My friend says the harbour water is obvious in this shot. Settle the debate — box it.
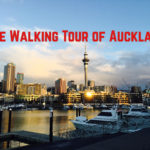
[1,108,150,149]
[0,109,100,149]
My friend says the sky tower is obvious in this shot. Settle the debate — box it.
[82,45,90,89]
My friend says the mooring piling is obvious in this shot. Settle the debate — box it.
[49,108,53,142]
[0,110,3,134]
[8,109,12,133]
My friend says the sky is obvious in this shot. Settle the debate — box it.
[0,0,150,89]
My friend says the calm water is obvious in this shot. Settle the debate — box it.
[0,109,100,149]
[1,109,100,134]
[1,109,150,149]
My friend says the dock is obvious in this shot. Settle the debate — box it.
[11,127,150,150]
[0,131,61,144]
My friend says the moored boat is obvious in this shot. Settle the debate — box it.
[71,108,122,134]
[122,105,150,128]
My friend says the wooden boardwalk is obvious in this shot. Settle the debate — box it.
[0,131,62,144]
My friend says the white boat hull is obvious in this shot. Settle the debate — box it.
[123,116,150,127]
[71,120,120,134]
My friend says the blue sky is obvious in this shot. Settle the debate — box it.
[0,0,150,88]
[0,0,150,51]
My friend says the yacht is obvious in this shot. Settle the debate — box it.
[63,104,70,110]
[123,105,150,118]
[71,108,122,134]
[99,104,109,110]
[72,104,78,110]
[123,105,150,127]
[84,104,93,109]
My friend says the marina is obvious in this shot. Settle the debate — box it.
[0,104,150,149]
[0,109,100,149]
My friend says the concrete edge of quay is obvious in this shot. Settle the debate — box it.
[11,127,150,150]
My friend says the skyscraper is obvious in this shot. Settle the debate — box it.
[17,73,24,84]
[55,78,67,94]
[68,80,75,88]
[79,84,84,91]
[82,45,89,89]
[3,63,16,93]
[67,80,77,91]
[88,80,95,89]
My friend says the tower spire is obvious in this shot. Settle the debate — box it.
[82,44,90,89]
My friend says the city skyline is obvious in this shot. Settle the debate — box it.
[0,1,150,88]
[0,43,150,89]
[0,61,148,91]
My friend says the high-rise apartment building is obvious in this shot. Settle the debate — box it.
[67,80,77,91]
[17,73,24,84]
[94,85,117,94]
[3,63,16,93]
[68,80,75,88]
[15,83,47,101]
[79,84,84,91]
[88,80,95,89]
[55,78,67,94]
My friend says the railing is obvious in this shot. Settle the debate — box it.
[53,128,103,140]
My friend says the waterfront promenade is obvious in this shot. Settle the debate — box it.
[13,127,150,150]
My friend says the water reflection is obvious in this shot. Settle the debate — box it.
[1,109,100,135]
[0,109,100,149]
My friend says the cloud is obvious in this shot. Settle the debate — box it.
[0,41,150,89]
[0,42,85,85]
[0,41,107,85]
